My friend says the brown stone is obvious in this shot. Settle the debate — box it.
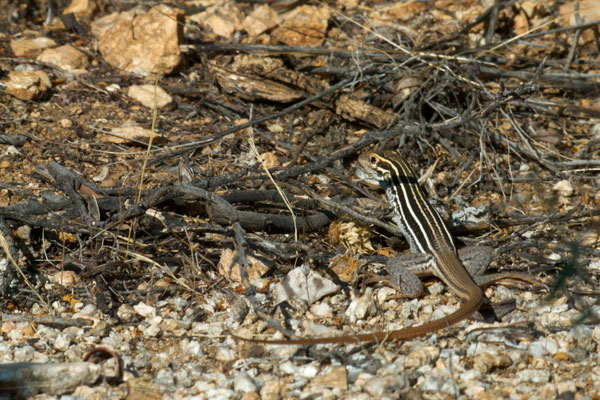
[242,4,281,37]
[10,37,57,58]
[127,84,173,109]
[272,5,331,47]
[92,5,184,75]
[5,70,51,100]
[189,2,243,39]
[36,44,89,73]
[63,0,99,18]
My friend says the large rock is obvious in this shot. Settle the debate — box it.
[92,5,184,75]
[36,44,89,73]
[10,37,57,58]
[5,70,51,100]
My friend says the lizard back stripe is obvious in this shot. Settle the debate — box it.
[377,154,475,300]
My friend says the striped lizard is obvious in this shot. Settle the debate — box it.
[233,151,540,344]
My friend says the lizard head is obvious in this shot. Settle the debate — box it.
[358,151,417,188]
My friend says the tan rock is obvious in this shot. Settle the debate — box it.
[272,5,331,46]
[309,366,348,390]
[5,70,51,100]
[93,5,184,75]
[241,4,281,37]
[559,0,600,26]
[553,179,574,197]
[217,248,269,282]
[558,0,600,42]
[189,2,243,39]
[50,270,80,287]
[190,1,243,39]
[100,125,161,145]
[63,0,99,18]
[127,84,173,109]
[36,44,89,73]
[10,37,57,58]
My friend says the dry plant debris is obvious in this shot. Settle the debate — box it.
[0,0,600,398]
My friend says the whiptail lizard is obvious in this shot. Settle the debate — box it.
[233,151,540,345]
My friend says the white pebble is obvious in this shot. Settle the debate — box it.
[518,369,550,384]
[54,333,71,351]
[205,388,236,400]
[552,180,573,196]
[134,302,156,318]
[310,303,333,318]
[528,339,559,357]
[215,346,236,362]
[233,372,258,393]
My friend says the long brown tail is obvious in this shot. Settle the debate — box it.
[231,286,483,345]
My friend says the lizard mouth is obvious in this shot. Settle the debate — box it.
[355,162,379,185]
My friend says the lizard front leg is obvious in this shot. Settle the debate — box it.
[384,252,437,297]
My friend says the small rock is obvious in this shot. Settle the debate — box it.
[73,303,98,318]
[13,345,35,361]
[54,333,71,351]
[215,345,236,362]
[242,5,281,37]
[1,321,16,335]
[552,179,573,196]
[272,5,331,47]
[50,270,80,287]
[59,119,73,128]
[405,346,438,369]
[181,339,204,357]
[344,290,376,323]
[518,369,550,384]
[234,372,258,394]
[528,339,559,357]
[63,0,98,18]
[89,320,109,337]
[230,298,250,323]
[140,322,161,338]
[364,375,406,397]
[37,44,89,73]
[472,350,512,373]
[260,380,280,400]
[117,304,136,322]
[308,366,348,390]
[127,84,173,109]
[556,380,576,395]
[159,318,180,332]
[133,302,156,318]
[567,325,595,352]
[218,248,269,283]
[156,368,175,387]
[5,70,51,100]
[258,151,280,169]
[240,392,260,400]
[280,360,319,378]
[273,266,340,305]
[10,37,57,57]
[101,125,162,145]
[375,287,397,305]
[310,303,333,318]
[189,3,243,39]
[205,388,236,400]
